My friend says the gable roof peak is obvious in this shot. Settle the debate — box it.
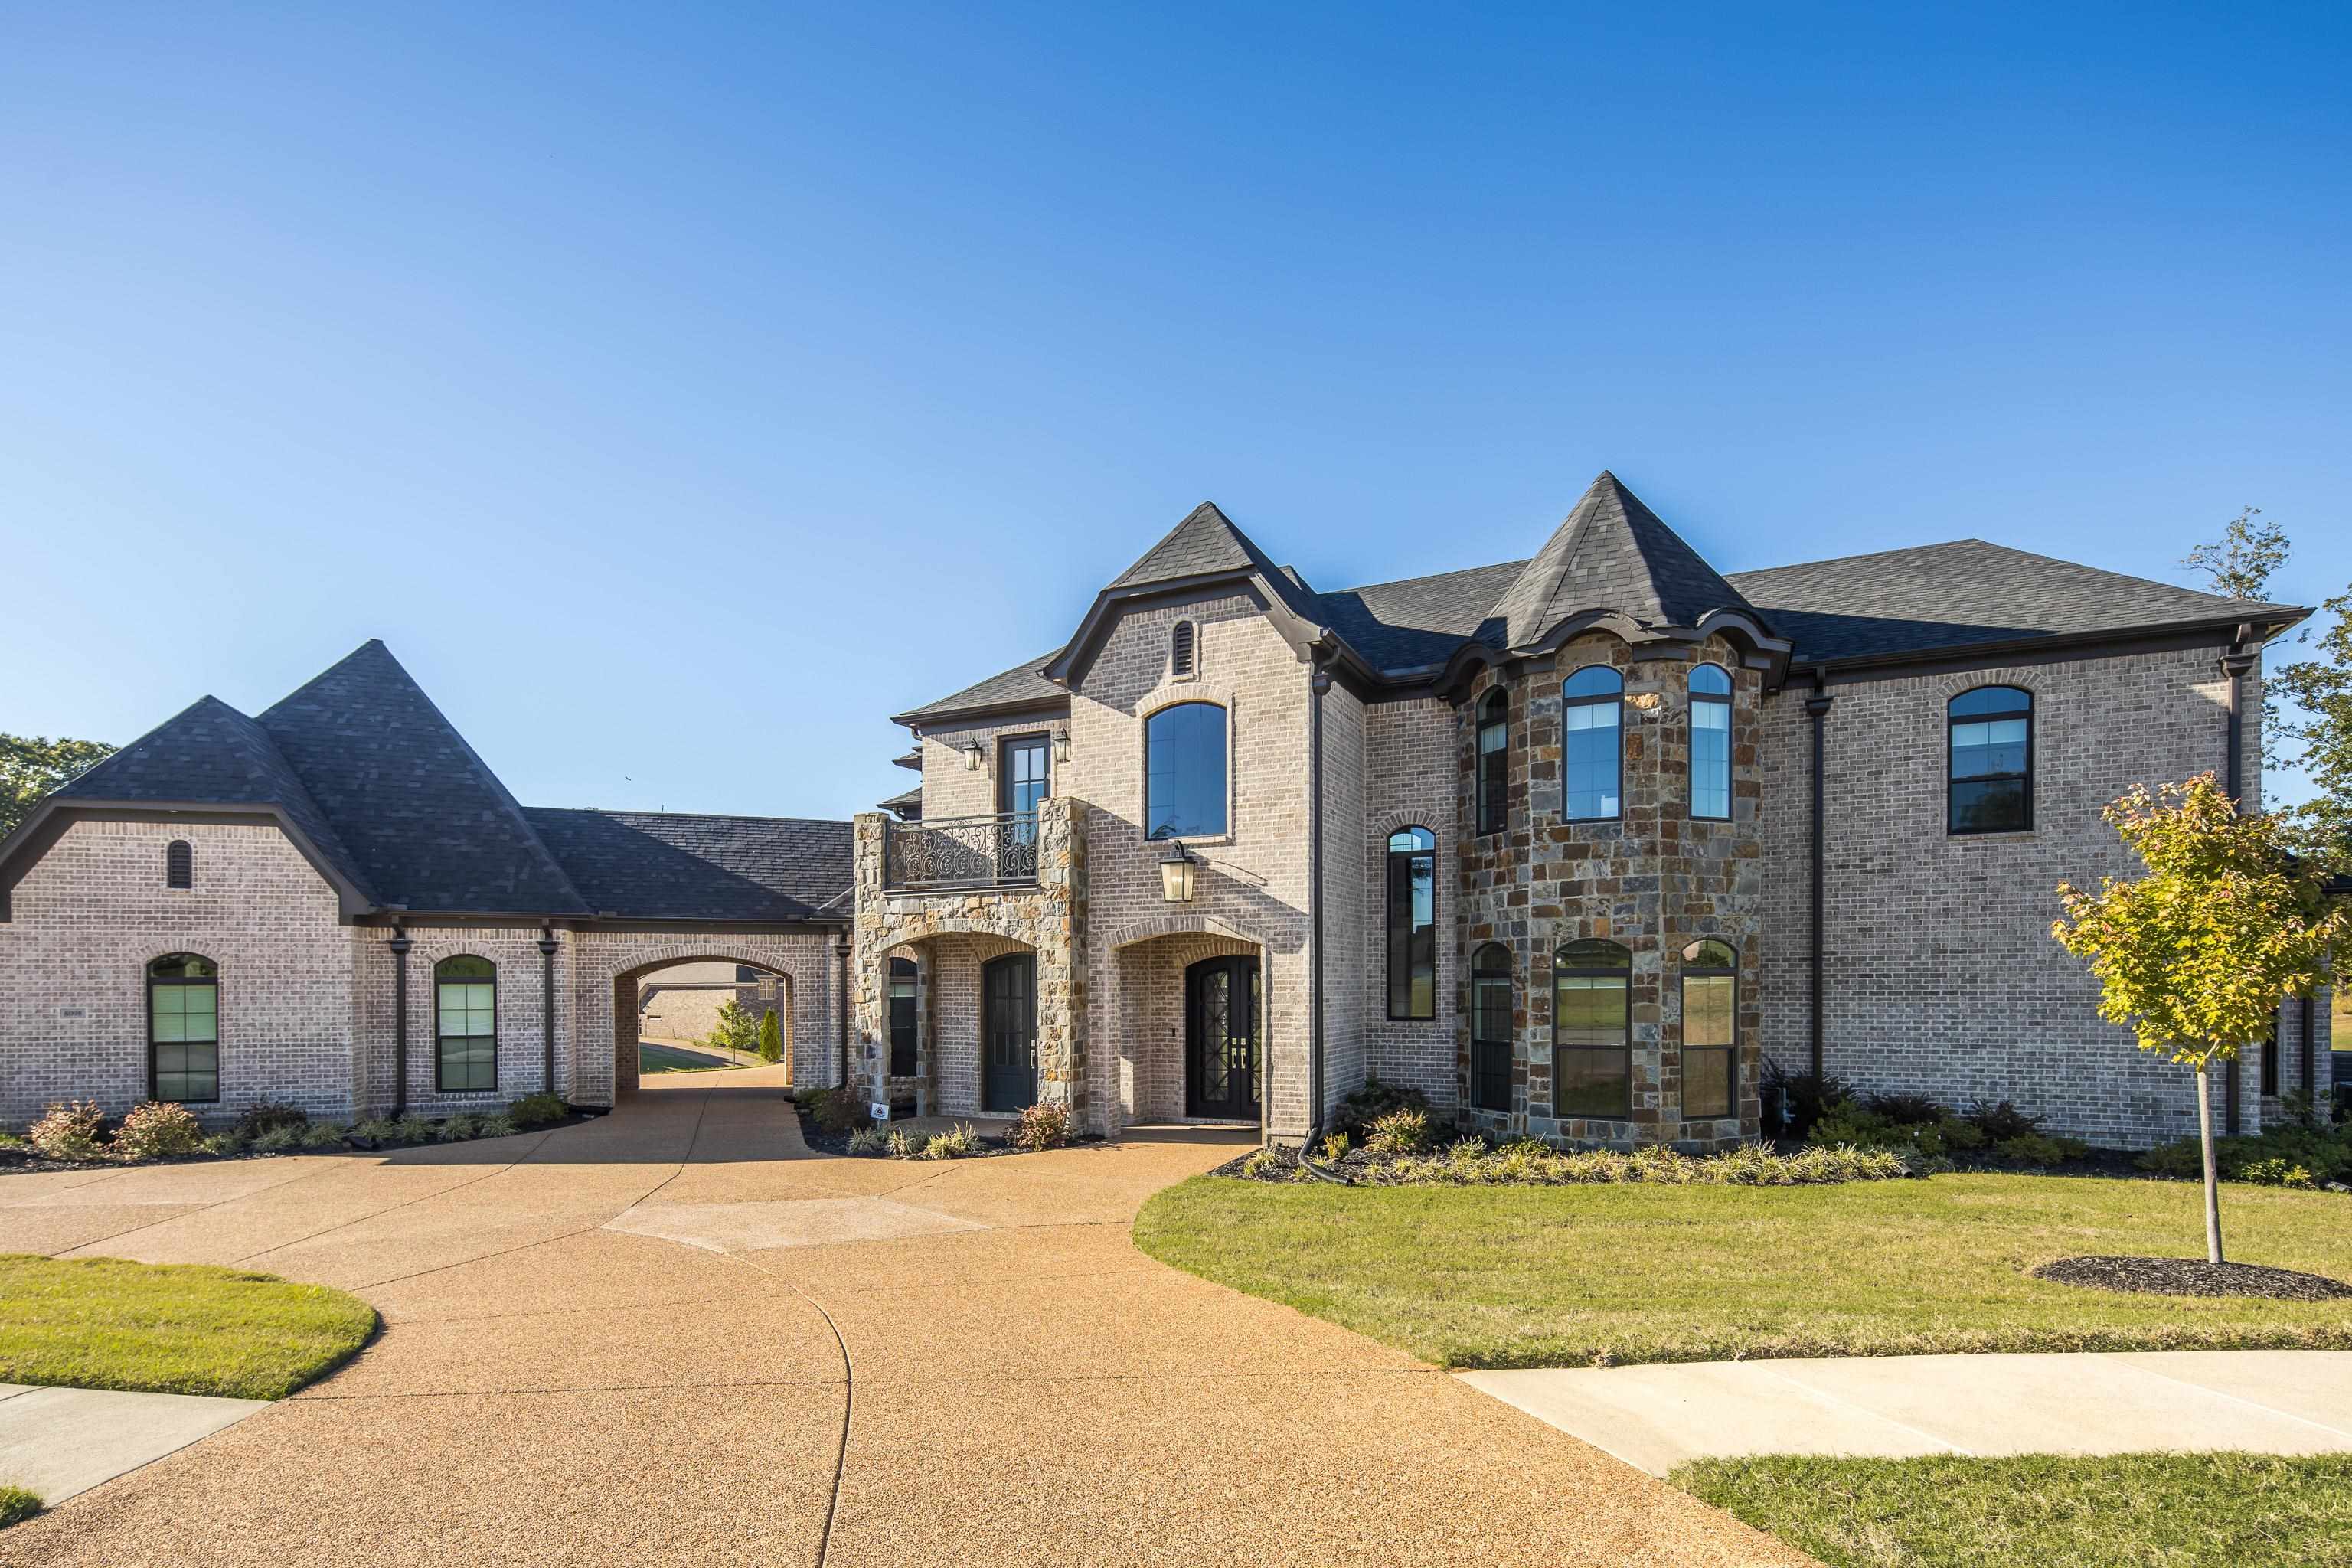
[1485,471,1757,649]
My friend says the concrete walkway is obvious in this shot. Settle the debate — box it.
[0,1385,266,1507]
[1463,1350,2352,1476]
[0,1069,1808,1566]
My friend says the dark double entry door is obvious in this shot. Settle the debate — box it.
[1184,956,1260,1120]
[982,953,1037,1112]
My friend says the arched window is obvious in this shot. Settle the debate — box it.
[165,840,193,890]
[1470,943,1512,1111]
[1562,666,1623,822]
[1171,620,1197,678]
[1475,689,1508,835]
[1688,664,1733,821]
[1145,702,1227,838]
[1386,828,1436,1020]
[888,956,919,1077]
[1680,938,1737,1119]
[1553,939,1631,1119]
[434,956,498,1093]
[1949,685,2033,833]
[147,953,218,1103]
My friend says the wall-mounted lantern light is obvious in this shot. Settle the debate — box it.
[1158,839,1197,903]
[1051,727,1070,765]
[962,740,985,772]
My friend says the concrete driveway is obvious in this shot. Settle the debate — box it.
[0,1070,1805,1566]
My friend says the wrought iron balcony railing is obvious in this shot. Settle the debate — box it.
[884,812,1040,890]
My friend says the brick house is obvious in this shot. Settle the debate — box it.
[854,472,2331,1150]
[0,642,854,1125]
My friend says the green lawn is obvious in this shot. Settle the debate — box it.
[1676,1452,2352,1568]
[637,1040,748,1073]
[1131,1173,2352,1367]
[0,1256,377,1400]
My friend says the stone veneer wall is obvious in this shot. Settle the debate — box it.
[0,819,358,1123]
[1455,633,1766,1151]
[1756,644,2299,1148]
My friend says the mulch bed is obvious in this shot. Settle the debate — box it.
[2030,1254,2352,1301]
[0,1109,599,1174]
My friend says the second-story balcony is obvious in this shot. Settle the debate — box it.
[884,812,1040,891]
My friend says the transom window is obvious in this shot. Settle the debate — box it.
[1688,664,1732,821]
[1145,702,1227,838]
[434,955,498,1093]
[165,839,193,890]
[1470,943,1512,1112]
[147,953,219,1103]
[1553,939,1631,1119]
[1475,690,1508,835]
[1679,938,1736,1119]
[1562,665,1623,822]
[1386,828,1436,1020]
[1949,685,2033,834]
[888,956,918,1077]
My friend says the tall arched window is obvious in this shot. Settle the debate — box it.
[1171,620,1197,678]
[1145,701,1228,838]
[1470,942,1512,1111]
[1553,939,1631,1119]
[888,956,919,1077]
[1949,685,2033,833]
[1680,938,1737,1119]
[1475,689,1508,835]
[165,839,193,890]
[1688,664,1733,821]
[1563,666,1623,821]
[147,953,219,1103]
[1386,828,1436,1020]
[434,956,498,1093]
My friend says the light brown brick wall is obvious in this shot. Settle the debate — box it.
[1361,697,1461,1106]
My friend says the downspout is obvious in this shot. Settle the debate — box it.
[1303,652,1332,1151]
[537,925,559,1097]
[1805,671,1833,1082]
[2222,627,2257,1134]
[388,924,412,1116]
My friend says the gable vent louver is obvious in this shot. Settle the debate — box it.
[1171,620,1196,677]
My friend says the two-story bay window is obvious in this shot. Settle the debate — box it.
[1679,939,1736,1119]
[1475,690,1508,835]
[1386,828,1436,1019]
[1553,939,1631,1119]
[434,955,498,1093]
[1470,943,1512,1111]
[1145,702,1228,838]
[1562,666,1623,821]
[1688,663,1732,820]
[1949,685,2033,833]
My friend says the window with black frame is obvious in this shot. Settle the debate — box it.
[1688,664,1732,820]
[1475,689,1508,835]
[1470,942,1512,1111]
[887,957,919,1076]
[147,953,219,1103]
[1949,685,2033,833]
[1553,939,1631,1119]
[434,955,498,1093]
[1387,827,1436,1019]
[1679,938,1736,1119]
[1562,665,1623,821]
[1145,702,1227,838]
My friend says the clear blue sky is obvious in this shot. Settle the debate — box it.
[4,2,2346,817]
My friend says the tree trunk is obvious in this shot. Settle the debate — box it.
[2196,1063,2225,1266]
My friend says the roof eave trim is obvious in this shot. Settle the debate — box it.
[0,799,377,923]
[1044,569,1354,690]
[891,694,1074,730]
[1805,609,2314,678]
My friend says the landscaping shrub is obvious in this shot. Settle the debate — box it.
[346,1117,400,1143]
[390,1114,436,1144]
[1372,1138,1908,1187]
[232,1100,309,1139]
[200,1131,247,1156]
[756,1008,782,1063]
[1759,1059,1851,1141]
[0,1485,40,1529]
[251,1124,306,1153]
[1008,1102,1071,1152]
[436,1113,479,1142]
[1320,1131,1351,1163]
[846,1127,889,1155]
[1965,1099,2043,1142]
[921,1122,981,1159]
[1862,1091,1949,1127]
[885,1127,932,1158]
[27,1101,106,1162]
[506,1092,567,1130]
[1330,1076,1433,1141]
[2240,1157,2318,1189]
[1363,1108,1432,1157]
[1986,1132,2090,1168]
[300,1121,352,1148]
[2138,1120,2352,1186]
[808,1086,870,1135]
[472,1114,514,1139]
[1240,1148,1289,1180]
[110,1101,206,1161]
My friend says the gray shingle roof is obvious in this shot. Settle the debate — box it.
[521,809,851,922]
[1725,540,2295,664]
[54,696,376,900]
[894,651,1067,723]
[1488,472,1756,648]
[1108,501,1327,626]
[257,642,591,915]
[1314,560,1526,675]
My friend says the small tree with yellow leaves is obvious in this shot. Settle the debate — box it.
[2053,773,2345,1264]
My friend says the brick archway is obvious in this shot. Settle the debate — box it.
[569,929,844,1104]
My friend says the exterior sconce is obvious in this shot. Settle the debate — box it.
[1051,727,1070,765]
[962,740,985,772]
[1158,839,1197,903]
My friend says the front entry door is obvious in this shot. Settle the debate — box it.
[982,953,1037,1112]
[1185,956,1259,1119]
